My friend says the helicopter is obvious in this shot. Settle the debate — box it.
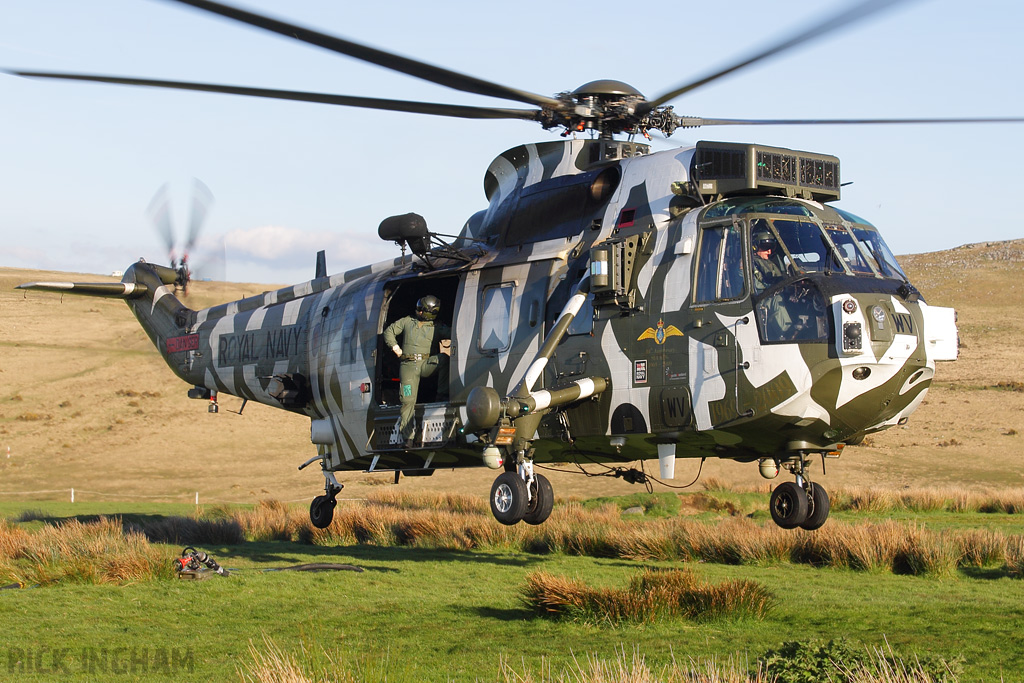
[11,0,1022,530]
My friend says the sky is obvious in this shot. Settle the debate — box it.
[1,0,1022,285]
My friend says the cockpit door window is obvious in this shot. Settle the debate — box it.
[694,222,745,303]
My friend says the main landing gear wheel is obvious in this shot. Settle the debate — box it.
[522,473,553,525]
[769,481,809,529]
[490,471,528,525]
[310,487,340,529]
[800,482,831,531]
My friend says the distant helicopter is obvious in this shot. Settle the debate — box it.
[12,0,1021,530]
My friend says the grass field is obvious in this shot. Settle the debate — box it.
[2,491,1023,681]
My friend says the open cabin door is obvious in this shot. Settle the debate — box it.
[370,275,461,451]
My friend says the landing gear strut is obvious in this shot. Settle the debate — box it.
[767,455,831,531]
[488,457,553,526]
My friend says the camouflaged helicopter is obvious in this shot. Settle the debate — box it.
[13,0,1022,531]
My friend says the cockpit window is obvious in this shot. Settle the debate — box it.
[825,225,874,274]
[850,227,906,279]
[756,278,828,343]
[771,219,834,273]
[695,222,745,303]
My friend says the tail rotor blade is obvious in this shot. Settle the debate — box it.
[186,178,214,258]
[146,183,177,266]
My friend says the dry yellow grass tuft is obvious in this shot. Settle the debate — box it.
[238,635,356,683]
[1,516,174,586]
[522,567,776,624]
[0,518,30,559]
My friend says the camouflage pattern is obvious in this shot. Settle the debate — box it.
[18,138,957,513]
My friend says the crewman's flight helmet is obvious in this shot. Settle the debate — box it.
[415,295,440,321]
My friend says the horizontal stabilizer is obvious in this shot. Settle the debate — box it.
[16,281,150,299]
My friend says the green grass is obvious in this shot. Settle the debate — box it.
[580,491,682,517]
[2,496,1023,681]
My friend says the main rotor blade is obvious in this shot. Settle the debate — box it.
[161,0,562,109]
[643,0,914,112]
[681,115,1024,126]
[8,71,543,121]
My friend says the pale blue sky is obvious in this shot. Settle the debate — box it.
[2,0,1022,284]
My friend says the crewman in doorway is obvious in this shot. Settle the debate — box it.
[383,295,451,448]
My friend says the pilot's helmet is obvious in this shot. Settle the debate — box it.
[752,228,777,253]
[415,295,440,321]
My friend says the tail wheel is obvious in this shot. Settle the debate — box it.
[490,471,527,525]
[800,482,831,530]
[522,473,553,525]
[769,481,809,529]
[309,495,337,529]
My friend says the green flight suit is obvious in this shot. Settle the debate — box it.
[383,315,451,442]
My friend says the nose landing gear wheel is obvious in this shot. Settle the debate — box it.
[769,481,809,529]
[522,473,553,525]
[800,482,830,530]
[490,471,528,525]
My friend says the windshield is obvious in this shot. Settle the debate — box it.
[701,199,909,289]
[850,226,906,279]
[769,219,834,274]
[825,225,874,274]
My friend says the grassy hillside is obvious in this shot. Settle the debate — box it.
[1,240,1022,505]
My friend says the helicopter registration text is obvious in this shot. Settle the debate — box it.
[217,325,303,367]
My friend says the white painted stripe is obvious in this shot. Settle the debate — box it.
[523,357,548,392]
[282,299,303,326]
[575,377,596,397]
[531,390,552,411]
[150,284,173,315]
[566,291,587,318]
[245,305,268,331]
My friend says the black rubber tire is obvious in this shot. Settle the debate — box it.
[522,473,554,525]
[490,471,528,525]
[309,495,337,529]
[800,482,831,531]
[769,481,809,529]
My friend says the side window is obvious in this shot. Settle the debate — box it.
[479,283,515,352]
[694,223,745,303]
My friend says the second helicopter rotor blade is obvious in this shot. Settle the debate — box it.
[161,0,562,110]
[642,0,915,113]
[8,71,544,121]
